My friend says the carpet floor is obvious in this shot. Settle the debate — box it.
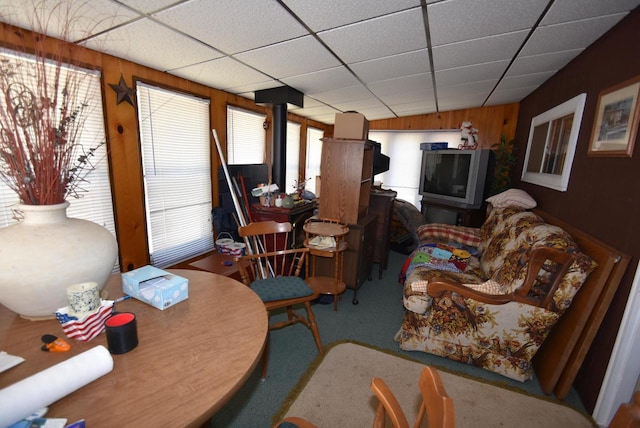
[276,342,596,427]
[208,250,589,428]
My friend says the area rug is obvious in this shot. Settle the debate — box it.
[274,341,596,427]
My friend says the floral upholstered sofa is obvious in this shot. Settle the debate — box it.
[396,204,597,382]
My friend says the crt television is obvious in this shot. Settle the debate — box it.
[419,149,493,209]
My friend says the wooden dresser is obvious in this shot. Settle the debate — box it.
[369,188,397,279]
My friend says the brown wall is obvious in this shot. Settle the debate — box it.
[512,7,640,411]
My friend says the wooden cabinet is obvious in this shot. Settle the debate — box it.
[318,138,374,224]
[250,201,317,248]
[369,189,397,278]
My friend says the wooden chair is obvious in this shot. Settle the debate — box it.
[371,366,455,428]
[609,392,640,428]
[236,221,323,379]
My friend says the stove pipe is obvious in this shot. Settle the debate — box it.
[254,86,304,192]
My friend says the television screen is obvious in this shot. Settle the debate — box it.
[419,149,492,209]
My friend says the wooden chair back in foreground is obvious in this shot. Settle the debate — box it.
[371,366,454,428]
[609,392,640,428]
[236,221,323,379]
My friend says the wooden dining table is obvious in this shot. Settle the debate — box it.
[0,269,268,427]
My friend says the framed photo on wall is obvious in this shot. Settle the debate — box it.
[588,75,640,157]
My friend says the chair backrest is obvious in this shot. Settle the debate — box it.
[370,367,454,428]
[236,221,307,282]
[416,367,455,428]
[608,392,640,428]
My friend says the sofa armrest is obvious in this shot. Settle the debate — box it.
[426,247,576,309]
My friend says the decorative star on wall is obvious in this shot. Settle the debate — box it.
[109,74,135,107]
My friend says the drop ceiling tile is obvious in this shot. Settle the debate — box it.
[281,0,420,31]
[367,73,433,98]
[234,36,340,79]
[507,49,583,77]
[318,9,427,64]
[118,0,184,14]
[428,0,548,46]
[521,14,630,57]
[152,0,307,54]
[170,57,272,91]
[358,105,396,120]
[435,60,510,87]
[84,18,223,71]
[541,0,640,25]
[292,104,341,118]
[228,80,284,96]
[1,0,139,42]
[350,49,431,84]
[388,100,437,115]
[437,80,498,99]
[432,31,528,70]
[332,97,386,112]
[309,85,373,105]
[485,86,538,105]
[496,71,556,91]
[281,66,360,94]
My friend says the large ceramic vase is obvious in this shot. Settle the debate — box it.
[0,202,118,320]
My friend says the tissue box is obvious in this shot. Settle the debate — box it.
[334,112,369,139]
[121,266,189,310]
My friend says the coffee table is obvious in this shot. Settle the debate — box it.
[0,269,267,427]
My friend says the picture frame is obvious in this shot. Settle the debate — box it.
[521,93,586,192]
[588,75,640,157]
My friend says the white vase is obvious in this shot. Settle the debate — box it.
[0,202,118,320]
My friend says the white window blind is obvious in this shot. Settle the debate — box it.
[369,130,460,208]
[305,127,324,195]
[285,121,301,192]
[0,49,119,272]
[137,82,213,268]
[226,106,266,164]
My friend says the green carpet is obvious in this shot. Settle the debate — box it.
[208,250,587,427]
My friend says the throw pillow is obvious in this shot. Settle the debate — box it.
[486,188,537,209]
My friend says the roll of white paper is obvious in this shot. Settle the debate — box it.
[0,345,114,427]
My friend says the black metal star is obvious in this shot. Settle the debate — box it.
[109,74,135,107]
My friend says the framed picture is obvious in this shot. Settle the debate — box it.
[588,75,640,157]
[521,93,586,191]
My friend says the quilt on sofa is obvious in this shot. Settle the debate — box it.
[396,207,596,382]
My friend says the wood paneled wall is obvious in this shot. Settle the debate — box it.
[369,103,520,149]
[0,22,519,272]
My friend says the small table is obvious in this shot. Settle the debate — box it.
[189,251,241,280]
[0,269,267,427]
[303,220,349,312]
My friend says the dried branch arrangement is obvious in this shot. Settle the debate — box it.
[0,1,103,205]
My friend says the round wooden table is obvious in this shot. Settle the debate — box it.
[0,269,268,427]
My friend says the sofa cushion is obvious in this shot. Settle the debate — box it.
[416,223,481,247]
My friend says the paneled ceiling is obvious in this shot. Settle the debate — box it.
[1,0,639,124]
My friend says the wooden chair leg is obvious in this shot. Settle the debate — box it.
[260,333,270,380]
[304,301,323,354]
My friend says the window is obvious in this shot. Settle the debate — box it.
[521,93,586,191]
[137,83,213,268]
[0,49,119,271]
[305,127,324,195]
[226,106,266,164]
[286,121,301,192]
[369,130,461,208]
